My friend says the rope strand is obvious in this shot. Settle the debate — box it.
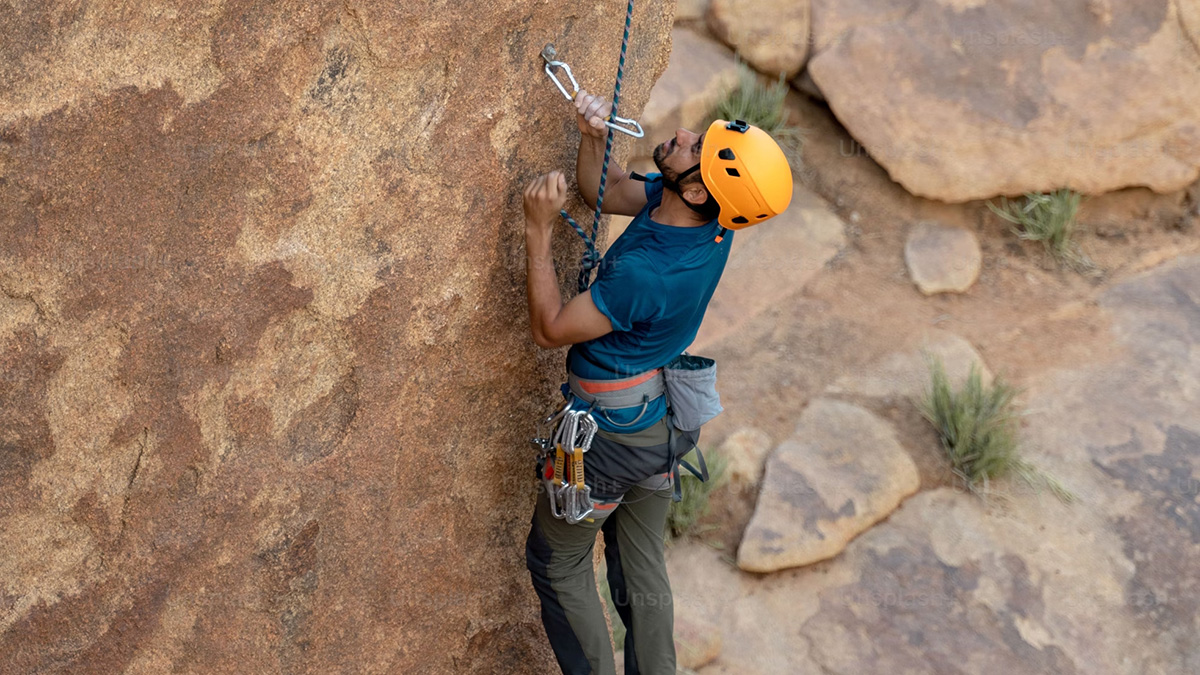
[563,0,636,294]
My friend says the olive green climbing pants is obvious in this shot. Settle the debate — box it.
[525,417,681,675]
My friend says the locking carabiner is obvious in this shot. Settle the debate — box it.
[541,44,645,139]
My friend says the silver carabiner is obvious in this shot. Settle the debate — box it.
[564,410,598,524]
[576,411,597,454]
[541,44,645,139]
[554,410,579,458]
[547,482,566,520]
[541,44,580,101]
[532,400,573,454]
[543,410,569,519]
[565,484,595,524]
[551,411,582,519]
[603,114,645,139]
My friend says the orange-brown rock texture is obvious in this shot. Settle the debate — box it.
[0,2,673,672]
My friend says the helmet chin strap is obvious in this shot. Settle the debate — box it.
[666,163,717,218]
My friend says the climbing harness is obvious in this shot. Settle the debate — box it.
[567,367,664,429]
[529,354,722,522]
[539,0,638,293]
[569,360,713,501]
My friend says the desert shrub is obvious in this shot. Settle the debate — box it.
[666,448,728,541]
[704,62,804,168]
[919,355,1075,503]
[989,189,1096,273]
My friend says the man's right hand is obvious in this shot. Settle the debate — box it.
[574,89,612,139]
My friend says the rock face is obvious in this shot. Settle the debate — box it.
[708,0,812,78]
[904,222,982,295]
[738,399,920,572]
[0,3,673,672]
[632,28,740,160]
[808,0,1200,202]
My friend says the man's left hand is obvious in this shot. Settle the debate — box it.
[524,171,568,235]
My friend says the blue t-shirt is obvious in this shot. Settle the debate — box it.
[564,174,734,432]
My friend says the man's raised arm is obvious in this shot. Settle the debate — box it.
[523,171,614,349]
[574,90,649,217]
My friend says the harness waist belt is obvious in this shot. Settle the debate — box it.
[568,368,665,409]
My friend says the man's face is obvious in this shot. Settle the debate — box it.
[652,128,706,181]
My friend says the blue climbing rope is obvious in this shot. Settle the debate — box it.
[561,0,636,294]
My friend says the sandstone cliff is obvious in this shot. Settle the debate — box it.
[0,2,673,671]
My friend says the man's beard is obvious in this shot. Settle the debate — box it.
[653,141,683,194]
[652,138,719,220]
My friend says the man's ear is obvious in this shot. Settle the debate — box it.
[681,182,708,207]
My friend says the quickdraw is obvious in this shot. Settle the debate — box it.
[552,410,575,519]
[540,44,644,139]
[531,404,598,524]
[566,411,597,524]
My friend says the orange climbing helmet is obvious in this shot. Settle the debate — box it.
[698,119,793,230]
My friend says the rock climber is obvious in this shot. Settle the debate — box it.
[522,88,793,675]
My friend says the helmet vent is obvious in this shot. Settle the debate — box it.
[718,148,736,161]
[757,214,768,219]
[725,167,741,177]
[732,216,749,224]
